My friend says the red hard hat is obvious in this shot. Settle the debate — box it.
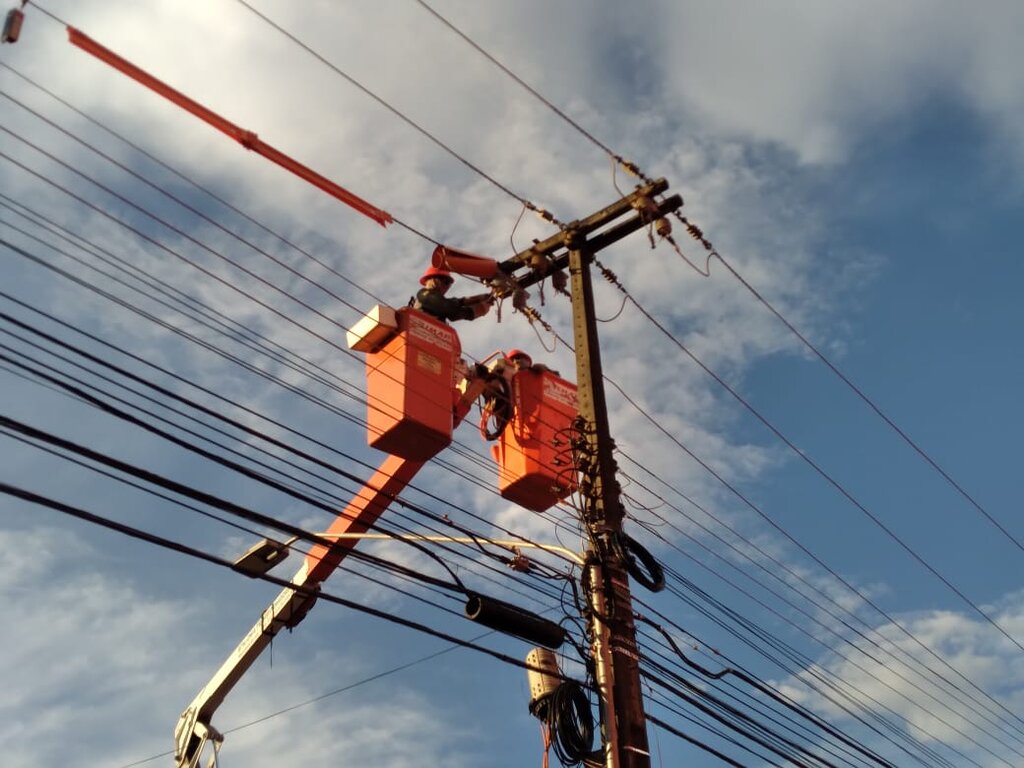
[420,265,453,285]
[506,349,531,361]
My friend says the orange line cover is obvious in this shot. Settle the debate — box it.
[67,27,393,227]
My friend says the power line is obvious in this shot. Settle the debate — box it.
[545,319,1024,745]
[0,480,589,684]
[0,61,388,307]
[579,260,1024,704]
[397,8,1024,726]
[631,512,1024,760]
[620,285,1024,652]
[0,315,569,610]
[9,9,1015,765]
[713,252,1024,556]
[229,0,564,229]
[409,0,651,186]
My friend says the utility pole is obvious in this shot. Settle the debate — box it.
[498,180,681,768]
[569,241,650,768]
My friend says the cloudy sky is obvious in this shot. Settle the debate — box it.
[3,1,1024,766]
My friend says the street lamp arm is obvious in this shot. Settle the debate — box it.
[293,531,586,567]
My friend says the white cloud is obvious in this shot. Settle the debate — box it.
[0,526,200,767]
[5,1,1024,764]
[776,594,1024,764]
[654,0,1024,165]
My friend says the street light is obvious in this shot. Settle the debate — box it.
[224,532,608,766]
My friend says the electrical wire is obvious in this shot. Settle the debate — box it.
[629,512,1023,762]
[713,252,1024,556]
[0,61,384,307]
[229,0,564,229]
[0,480,591,684]
[530,317,1024,748]
[388,10,1024,743]
[0,338,566,607]
[8,16,1015,765]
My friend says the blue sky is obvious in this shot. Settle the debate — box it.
[3,2,1024,767]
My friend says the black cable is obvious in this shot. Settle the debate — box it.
[637,616,897,768]
[650,577,975,768]
[0,102,375,318]
[717,252,1024,552]
[629,515,1016,764]
[0,481,591,685]
[616,531,665,592]
[229,0,563,229]
[0,61,388,306]
[0,238,578,569]
[9,16,1007,757]
[479,375,512,441]
[645,711,752,768]
[625,290,1024,654]
[551,319,1008,749]
[0,343,567,607]
[409,0,653,189]
[638,636,878,768]
[615,450,1024,749]
[546,682,596,767]
[640,666,820,768]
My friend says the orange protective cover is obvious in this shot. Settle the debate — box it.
[366,309,460,461]
[492,370,578,511]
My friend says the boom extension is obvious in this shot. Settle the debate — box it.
[174,451,435,767]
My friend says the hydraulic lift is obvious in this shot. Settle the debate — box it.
[174,305,579,767]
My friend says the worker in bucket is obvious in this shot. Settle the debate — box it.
[489,348,533,380]
[413,266,493,323]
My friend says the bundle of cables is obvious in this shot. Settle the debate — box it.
[532,680,597,767]
[479,375,513,440]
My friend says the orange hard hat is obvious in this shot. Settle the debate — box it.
[420,265,454,286]
[506,349,531,362]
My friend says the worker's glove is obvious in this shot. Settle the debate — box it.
[471,300,492,319]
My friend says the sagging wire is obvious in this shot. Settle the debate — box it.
[610,154,627,198]
[509,202,529,255]
[670,212,719,277]
[595,295,628,323]
[520,302,559,354]
[621,493,669,528]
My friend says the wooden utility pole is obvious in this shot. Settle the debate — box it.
[499,180,681,768]
[569,241,650,768]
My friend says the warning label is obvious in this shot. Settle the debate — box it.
[417,350,443,376]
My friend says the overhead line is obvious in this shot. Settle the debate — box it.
[0,333,564,605]
[230,0,563,228]
[403,5,1024,719]
[0,270,581,581]
[624,289,1024,654]
[628,512,1024,761]
[0,481,590,689]
[0,318,565,599]
[0,61,388,306]
[513,321,1024,743]
[0,93,369,316]
[410,0,648,182]
[714,252,1024,554]
[636,632,893,768]
[553,314,1024,740]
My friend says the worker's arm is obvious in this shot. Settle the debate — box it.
[415,288,491,322]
